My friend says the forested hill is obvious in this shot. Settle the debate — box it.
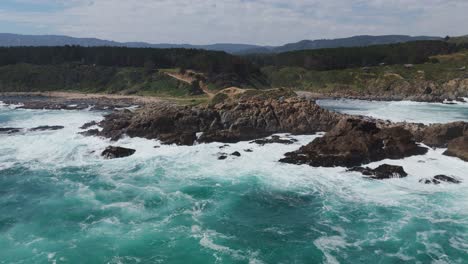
[246,41,465,70]
[0,40,466,97]
[0,46,267,89]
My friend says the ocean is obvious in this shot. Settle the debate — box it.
[0,100,467,263]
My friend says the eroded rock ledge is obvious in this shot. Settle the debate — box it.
[97,97,341,145]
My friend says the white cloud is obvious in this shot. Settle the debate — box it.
[0,0,467,45]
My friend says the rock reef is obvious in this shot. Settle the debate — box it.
[279,118,428,167]
[101,146,136,159]
[348,164,408,180]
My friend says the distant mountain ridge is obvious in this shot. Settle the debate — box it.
[0,33,443,54]
[0,33,261,53]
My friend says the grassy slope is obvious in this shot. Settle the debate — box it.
[262,50,468,94]
[0,64,201,97]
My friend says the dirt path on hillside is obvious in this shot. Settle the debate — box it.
[164,72,215,98]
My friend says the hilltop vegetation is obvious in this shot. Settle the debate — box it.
[0,46,268,93]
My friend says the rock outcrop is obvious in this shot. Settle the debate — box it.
[443,136,468,161]
[79,129,100,137]
[419,122,468,147]
[80,121,98,130]
[280,118,428,167]
[348,164,408,179]
[250,135,298,145]
[30,126,64,131]
[97,97,341,145]
[419,175,461,184]
[101,146,136,159]
[0,127,21,134]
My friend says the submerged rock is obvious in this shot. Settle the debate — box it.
[101,146,136,159]
[419,175,461,184]
[443,136,468,161]
[231,151,241,157]
[30,125,64,131]
[280,118,428,168]
[250,135,298,145]
[348,164,408,179]
[218,153,228,160]
[0,127,21,134]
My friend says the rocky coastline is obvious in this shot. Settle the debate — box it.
[1,91,467,182]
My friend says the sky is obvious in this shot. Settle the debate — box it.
[0,0,467,45]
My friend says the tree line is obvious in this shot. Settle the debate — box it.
[245,41,467,70]
[0,46,265,88]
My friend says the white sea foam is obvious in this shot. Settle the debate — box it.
[1,108,467,209]
[318,99,468,124]
[1,107,468,262]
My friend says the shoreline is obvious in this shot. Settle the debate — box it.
[295,91,468,103]
[0,91,164,103]
[1,91,467,169]
[1,90,467,107]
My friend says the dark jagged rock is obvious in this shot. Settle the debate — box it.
[159,132,197,146]
[420,122,468,147]
[244,149,253,152]
[443,136,468,161]
[0,127,21,134]
[78,129,100,137]
[98,97,341,145]
[419,175,461,184]
[101,146,136,159]
[30,125,64,131]
[218,153,228,160]
[80,121,98,130]
[280,118,428,167]
[231,151,241,157]
[348,164,408,179]
[434,175,461,184]
[250,135,298,145]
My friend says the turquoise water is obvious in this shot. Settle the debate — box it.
[0,103,467,263]
[318,99,468,124]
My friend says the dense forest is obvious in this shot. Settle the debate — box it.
[246,41,466,70]
[0,46,267,89]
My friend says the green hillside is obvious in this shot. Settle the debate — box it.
[0,64,200,97]
[262,50,468,95]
